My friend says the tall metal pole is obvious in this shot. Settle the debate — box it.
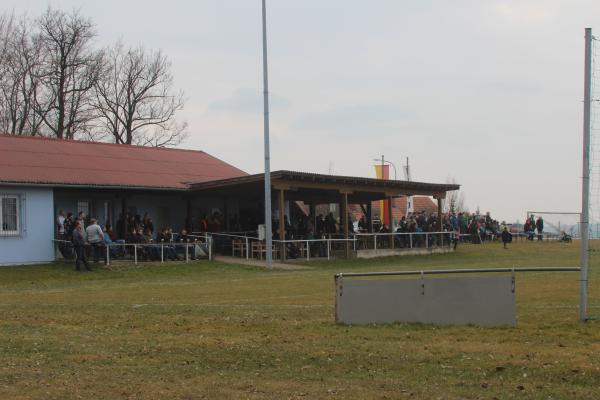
[580,27,592,322]
[405,157,412,217]
[262,0,273,269]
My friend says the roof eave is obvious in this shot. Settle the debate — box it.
[0,181,189,191]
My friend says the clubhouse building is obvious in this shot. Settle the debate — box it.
[0,135,459,265]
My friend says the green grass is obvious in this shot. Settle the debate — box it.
[1,241,599,399]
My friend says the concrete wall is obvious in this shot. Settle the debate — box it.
[0,186,54,265]
[356,247,454,259]
[336,276,516,326]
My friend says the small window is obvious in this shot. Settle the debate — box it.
[1,195,20,236]
[77,201,90,216]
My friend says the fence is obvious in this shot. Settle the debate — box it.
[201,231,455,261]
[53,235,212,265]
[355,231,454,250]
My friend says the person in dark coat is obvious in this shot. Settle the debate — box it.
[501,226,512,249]
[72,221,90,271]
[64,212,75,241]
[536,217,544,241]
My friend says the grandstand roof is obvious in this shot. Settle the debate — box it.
[190,170,458,200]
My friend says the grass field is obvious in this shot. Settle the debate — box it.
[1,241,599,399]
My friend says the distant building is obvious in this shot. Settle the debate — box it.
[349,196,438,229]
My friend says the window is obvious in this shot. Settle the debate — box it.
[77,201,90,216]
[1,195,20,236]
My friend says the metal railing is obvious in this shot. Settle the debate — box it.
[53,237,212,265]
[354,231,454,251]
[335,266,581,279]
[201,230,456,262]
[457,231,576,243]
[273,238,356,261]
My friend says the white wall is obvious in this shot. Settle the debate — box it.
[0,186,54,265]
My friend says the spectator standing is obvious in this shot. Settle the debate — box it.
[347,214,355,234]
[198,215,209,232]
[86,219,106,263]
[536,217,544,241]
[145,218,155,236]
[501,226,512,249]
[64,212,75,240]
[56,210,65,238]
[142,212,150,228]
[459,212,468,235]
[72,221,90,271]
[358,216,368,232]
[316,214,325,236]
[77,211,86,231]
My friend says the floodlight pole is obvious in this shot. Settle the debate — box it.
[262,0,273,269]
[580,27,592,322]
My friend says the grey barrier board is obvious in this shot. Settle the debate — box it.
[336,275,516,326]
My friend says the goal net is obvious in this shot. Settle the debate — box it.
[525,212,581,239]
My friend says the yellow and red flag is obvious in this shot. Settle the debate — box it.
[374,164,391,227]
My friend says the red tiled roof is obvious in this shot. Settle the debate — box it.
[350,196,438,221]
[0,135,247,189]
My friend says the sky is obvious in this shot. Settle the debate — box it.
[4,0,600,222]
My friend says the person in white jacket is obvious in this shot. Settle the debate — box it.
[85,219,106,263]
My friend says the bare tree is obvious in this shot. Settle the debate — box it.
[94,43,187,146]
[0,15,44,135]
[444,176,467,214]
[0,11,16,132]
[34,8,102,139]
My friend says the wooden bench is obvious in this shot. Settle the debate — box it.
[251,241,279,260]
[232,239,247,257]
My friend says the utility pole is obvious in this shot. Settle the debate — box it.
[580,27,592,322]
[262,0,273,269]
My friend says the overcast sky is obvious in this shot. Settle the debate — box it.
[6,0,600,222]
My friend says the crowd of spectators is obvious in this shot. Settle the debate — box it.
[524,215,545,241]
[55,210,206,269]
[267,210,504,243]
[54,206,551,266]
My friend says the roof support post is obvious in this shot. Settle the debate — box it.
[437,196,443,232]
[388,196,394,249]
[120,196,127,239]
[224,197,230,232]
[341,191,350,259]
[366,202,372,233]
[279,188,286,261]
[185,197,192,232]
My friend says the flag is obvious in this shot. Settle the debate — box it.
[374,164,391,227]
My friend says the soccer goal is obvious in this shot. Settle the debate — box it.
[525,211,581,239]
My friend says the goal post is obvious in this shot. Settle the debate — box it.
[524,211,581,239]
